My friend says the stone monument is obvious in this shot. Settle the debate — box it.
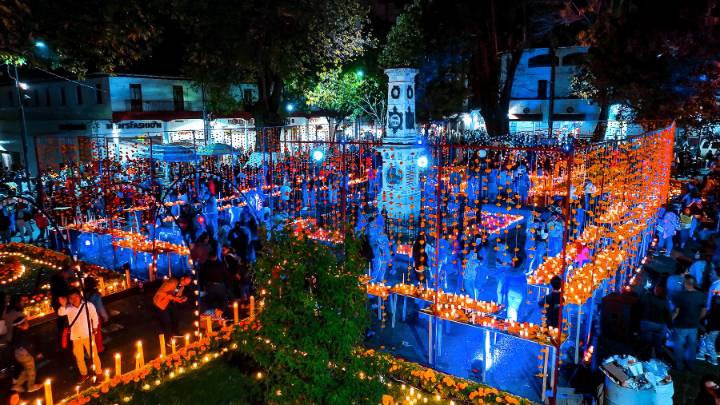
[378,68,425,238]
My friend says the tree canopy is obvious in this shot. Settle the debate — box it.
[168,0,373,126]
[1,0,159,74]
[234,233,387,403]
[305,67,366,140]
[568,0,720,131]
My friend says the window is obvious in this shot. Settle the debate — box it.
[7,90,14,107]
[45,88,51,106]
[76,85,83,105]
[59,87,66,106]
[243,89,253,104]
[562,52,586,66]
[537,80,548,99]
[96,83,103,104]
[527,53,558,68]
[129,83,142,112]
[173,85,184,111]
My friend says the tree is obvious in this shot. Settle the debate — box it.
[566,0,720,136]
[234,233,387,403]
[380,0,565,135]
[305,67,365,141]
[1,0,159,74]
[168,0,373,132]
[357,76,387,135]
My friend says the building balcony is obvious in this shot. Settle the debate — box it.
[124,100,195,112]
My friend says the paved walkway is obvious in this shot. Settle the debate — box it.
[1,283,201,404]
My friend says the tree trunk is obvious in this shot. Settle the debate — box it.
[591,91,610,142]
[473,48,522,137]
[254,68,284,150]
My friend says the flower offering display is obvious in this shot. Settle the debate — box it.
[0,243,131,320]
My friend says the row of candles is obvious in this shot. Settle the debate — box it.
[38,298,256,404]
[365,281,501,315]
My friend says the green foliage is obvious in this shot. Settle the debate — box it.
[1,0,159,74]
[169,0,373,125]
[234,233,387,404]
[571,0,720,129]
[305,67,366,133]
[378,0,424,69]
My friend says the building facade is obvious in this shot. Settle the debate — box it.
[0,73,258,174]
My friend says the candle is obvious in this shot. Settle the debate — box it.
[159,334,166,358]
[185,333,190,348]
[233,301,239,325]
[171,338,177,354]
[125,268,131,288]
[136,341,145,368]
[75,385,80,399]
[205,316,213,335]
[249,296,255,320]
[102,369,110,393]
[44,379,53,405]
[114,353,121,377]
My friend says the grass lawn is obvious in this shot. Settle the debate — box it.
[128,358,263,405]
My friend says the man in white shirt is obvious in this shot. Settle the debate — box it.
[57,289,102,381]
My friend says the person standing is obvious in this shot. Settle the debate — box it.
[638,284,672,360]
[10,316,43,394]
[699,295,720,365]
[152,275,191,338]
[540,276,563,329]
[672,275,706,371]
[57,289,102,381]
[657,206,680,257]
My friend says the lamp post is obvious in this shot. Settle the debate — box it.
[11,64,32,184]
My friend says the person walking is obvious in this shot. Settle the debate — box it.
[672,275,706,371]
[152,275,191,338]
[638,283,672,360]
[699,295,720,365]
[10,316,43,395]
[657,206,680,257]
[57,289,102,382]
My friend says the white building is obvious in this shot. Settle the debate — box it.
[0,73,258,173]
[505,46,602,138]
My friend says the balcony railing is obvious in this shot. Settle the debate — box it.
[124,100,194,112]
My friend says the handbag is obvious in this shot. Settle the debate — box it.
[61,302,86,349]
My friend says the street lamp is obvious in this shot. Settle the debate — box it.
[35,41,47,49]
[356,69,364,79]
[285,103,295,113]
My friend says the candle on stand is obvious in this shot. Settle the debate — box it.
[44,379,53,405]
[159,334,166,358]
[114,353,121,377]
[75,385,80,399]
[233,301,239,325]
[171,338,177,354]
[136,341,145,368]
[249,296,255,320]
[101,369,110,393]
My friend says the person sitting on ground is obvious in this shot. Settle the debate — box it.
[695,374,720,405]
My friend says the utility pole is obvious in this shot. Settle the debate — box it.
[548,47,556,138]
[12,65,32,185]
